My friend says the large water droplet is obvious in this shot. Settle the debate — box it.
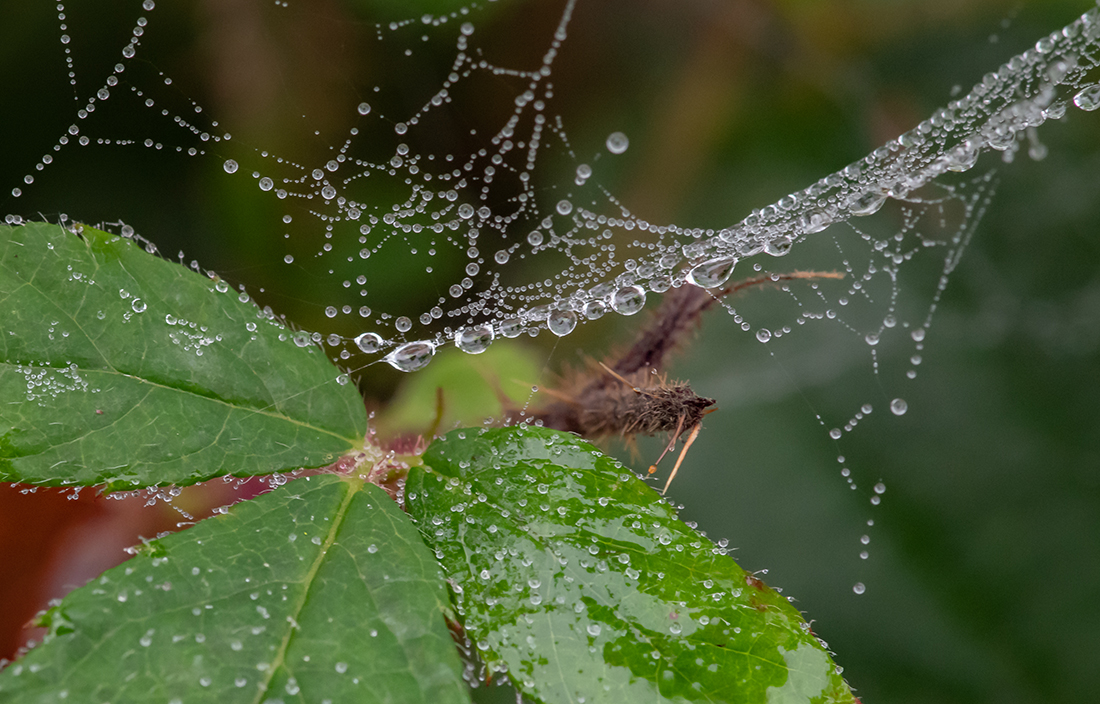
[853,582,866,595]
[223,159,238,174]
[385,341,435,372]
[606,131,629,154]
[611,285,646,315]
[455,324,494,354]
[1072,84,1100,111]
[764,235,792,257]
[357,102,371,116]
[131,298,146,313]
[258,177,273,191]
[547,310,577,337]
[890,398,908,416]
[499,318,522,338]
[354,332,384,354]
[583,300,607,320]
[849,190,886,216]
[395,316,412,333]
[688,256,737,289]
[799,210,832,234]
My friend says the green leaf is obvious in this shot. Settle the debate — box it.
[0,475,470,704]
[406,426,857,704]
[0,222,367,489]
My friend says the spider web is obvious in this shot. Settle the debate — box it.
[7,0,1100,380]
[4,2,1100,700]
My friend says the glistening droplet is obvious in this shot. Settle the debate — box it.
[354,332,384,354]
[606,131,629,154]
[1072,84,1100,111]
[611,285,646,316]
[547,310,577,337]
[384,341,435,372]
[688,256,737,289]
[455,325,494,354]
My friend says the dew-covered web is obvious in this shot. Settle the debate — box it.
[5,1,1100,567]
[8,1,1100,371]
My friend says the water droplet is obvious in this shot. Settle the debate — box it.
[527,230,543,246]
[799,210,832,234]
[223,159,238,174]
[499,318,522,338]
[756,328,772,343]
[586,624,602,637]
[325,306,338,318]
[354,332,384,354]
[321,185,336,199]
[583,300,607,320]
[890,398,908,416]
[131,298,146,313]
[335,662,348,673]
[547,310,577,337]
[494,249,509,264]
[385,341,435,372]
[258,177,273,191]
[611,285,646,316]
[284,254,294,264]
[457,204,474,219]
[556,199,573,215]
[849,189,887,216]
[853,582,866,595]
[1072,84,1100,111]
[455,324,494,354]
[395,316,412,333]
[688,256,737,289]
[357,102,371,116]
[606,131,629,154]
[829,428,842,439]
[764,235,792,257]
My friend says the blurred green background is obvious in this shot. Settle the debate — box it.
[3,1,1099,702]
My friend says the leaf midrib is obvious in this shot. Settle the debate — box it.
[252,478,362,704]
[0,359,360,448]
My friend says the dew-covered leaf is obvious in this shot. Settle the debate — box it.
[0,222,367,489]
[406,426,857,704]
[0,474,470,704]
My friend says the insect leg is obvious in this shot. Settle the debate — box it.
[648,413,685,475]
[661,422,702,495]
